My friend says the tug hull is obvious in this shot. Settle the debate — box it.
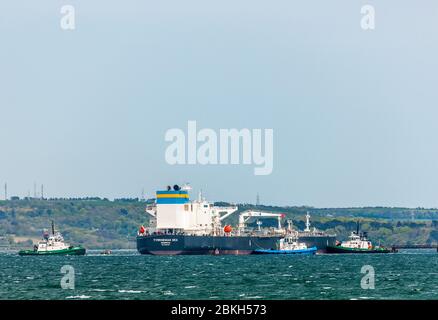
[326,246,390,254]
[18,246,86,256]
[253,246,317,255]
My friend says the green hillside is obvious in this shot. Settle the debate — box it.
[0,198,151,249]
[1,199,438,249]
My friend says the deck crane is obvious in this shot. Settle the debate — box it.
[238,211,285,235]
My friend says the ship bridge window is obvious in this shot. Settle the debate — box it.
[204,205,208,208]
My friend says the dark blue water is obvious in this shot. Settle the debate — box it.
[0,249,437,300]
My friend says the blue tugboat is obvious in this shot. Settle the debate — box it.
[253,233,317,255]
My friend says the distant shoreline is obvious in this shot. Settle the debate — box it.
[1,199,437,248]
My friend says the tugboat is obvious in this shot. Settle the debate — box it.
[326,222,390,254]
[253,221,317,255]
[18,221,86,256]
[253,233,317,255]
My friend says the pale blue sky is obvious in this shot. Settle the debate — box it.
[1,1,438,207]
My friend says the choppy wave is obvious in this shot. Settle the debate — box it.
[1,251,437,299]
[118,290,143,294]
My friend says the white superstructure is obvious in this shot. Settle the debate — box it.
[144,185,238,236]
[278,233,308,251]
[35,222,70,252]
[141,186,331,241]
[339,231,372,249]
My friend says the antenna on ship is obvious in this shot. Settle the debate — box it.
[256,220,262,232]
[51,220,55,235]
[287,219,293,233]
[41,184,44,200]
[305,212,311,232]
[181,183,192,191]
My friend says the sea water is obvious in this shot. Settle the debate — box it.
[0,249,437,300]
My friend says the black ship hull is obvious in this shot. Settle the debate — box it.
[137,234,336,255]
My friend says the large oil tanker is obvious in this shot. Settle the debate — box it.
[136,185,336,255]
